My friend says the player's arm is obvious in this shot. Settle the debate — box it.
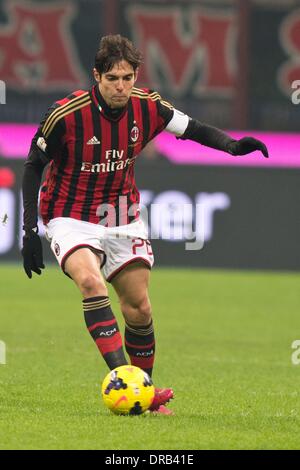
[22,105,64,278]
[23,136,50,232]
[165,110,269,158]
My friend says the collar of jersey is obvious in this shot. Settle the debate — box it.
[90,85,128,122]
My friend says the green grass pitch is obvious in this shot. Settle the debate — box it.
[1,264,300,450]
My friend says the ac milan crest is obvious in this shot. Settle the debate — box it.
[54,243,60,256]
[130,125,139,143]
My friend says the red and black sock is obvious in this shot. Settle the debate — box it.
[83,296,127,370]
[125,321,155,377]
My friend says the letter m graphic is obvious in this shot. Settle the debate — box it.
[127,6,236,97]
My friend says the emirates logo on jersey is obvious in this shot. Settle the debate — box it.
[130,125,139,143]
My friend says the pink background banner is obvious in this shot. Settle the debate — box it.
[0,124,38,159]
[155,131,300,168]
[0,124,299,168]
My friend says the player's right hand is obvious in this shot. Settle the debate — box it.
[21,229,45,278]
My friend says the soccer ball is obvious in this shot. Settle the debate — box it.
[101,365,155,415]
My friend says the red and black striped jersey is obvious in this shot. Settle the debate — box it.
[36,85,174,226]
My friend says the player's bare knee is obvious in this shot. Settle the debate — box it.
[77,272,107,297]
[138,298,152,324]
[122,298,152,326]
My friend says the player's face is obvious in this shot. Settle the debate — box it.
[94,60,137,109]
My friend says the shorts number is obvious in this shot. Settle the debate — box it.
[132,238,153,256]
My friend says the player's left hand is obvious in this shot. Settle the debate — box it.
[21,229,45,279]
[227,137,269,158]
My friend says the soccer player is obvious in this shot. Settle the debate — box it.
[21,34,268,415]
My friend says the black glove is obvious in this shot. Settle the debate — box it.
[21,229,45,278]
[227,137,269,158]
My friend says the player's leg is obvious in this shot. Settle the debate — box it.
[102,223,174,413]
[64,248,127,369]
[111,262,155,377]
[112,262,174,413]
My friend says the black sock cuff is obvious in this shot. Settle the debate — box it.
[125,320,153,336]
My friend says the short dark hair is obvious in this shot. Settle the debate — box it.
[95,34,143,74]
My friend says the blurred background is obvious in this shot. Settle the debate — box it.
[0,0,299,270]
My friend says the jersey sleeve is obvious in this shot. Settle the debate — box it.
[22,103,65,231]
[32,102,65,162]
[150,90,190,136]
[155,95,174,127]
[146,90,174,135]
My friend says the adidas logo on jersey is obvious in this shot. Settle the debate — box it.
[87,136,101,145]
